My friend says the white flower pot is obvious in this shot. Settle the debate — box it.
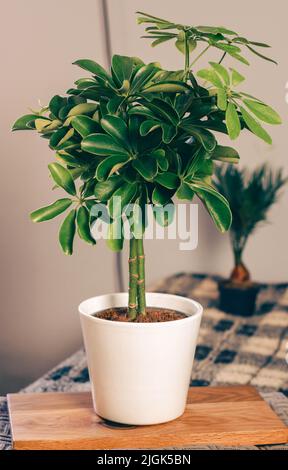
[79,292,203,425]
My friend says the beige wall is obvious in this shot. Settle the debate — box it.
[1,0,287,393]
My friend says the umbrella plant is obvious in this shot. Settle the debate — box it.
[13,11,282,320]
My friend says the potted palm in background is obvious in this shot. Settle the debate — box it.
[12,11,282,425]
[214,164,286,316]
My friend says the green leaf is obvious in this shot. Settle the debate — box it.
[197,25,237,35]
[153,202,175,227]
[150,149,169,171]
[12,114,46,131]
[49,95,67,118]
[108,182,138,218]
[230,68,245,86]
[190,180,232,232]
[111,55,134,86]
[100,115,130,147]
[197,69,223,88]
[211,145,240,163]
[239,106,272,144]
[154,172,180,189]
[67,103,98,117]
[71,115,101,137]
[94,175,122,202]
[242,100,282,125]
[152,186,174,205]
[142,98,179,125]
[161,123,177,144]
[228,51,250,65]
[142,80,190,93]
[225,102,241,140]
[73,59,113,84]
[132,157,158,180]
[131,64,159,92]
[140,120,161,136]
[176,182,195,200]
[81,133,128,156]
[180,123,217,152]
[30,198,72,222]
[77,206,96,245]
[106,218,124,252]
[48,163,76,195]
[246,45,277,65]
[96,154,130,181]
[209,62,230,85]
[59,209,76,255]
[217,88,227,111]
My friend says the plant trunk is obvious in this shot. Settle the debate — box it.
[128,236,138,319]
[128,235,146,318]
[230,234,250,283]
[136,236,146,316]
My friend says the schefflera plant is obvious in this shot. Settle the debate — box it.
[13,11,281,320]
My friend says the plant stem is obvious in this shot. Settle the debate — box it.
[191,44,211,67]
[128,236,138,320]
[136,236,146,316]
[184,32,190,80]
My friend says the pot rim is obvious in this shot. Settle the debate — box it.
[79,292,203,329]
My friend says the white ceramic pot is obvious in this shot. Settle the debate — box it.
[79,292,203,425]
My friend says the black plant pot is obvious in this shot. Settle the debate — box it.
[218,280,260,316]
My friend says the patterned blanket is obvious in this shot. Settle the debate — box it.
[1,273,288,450]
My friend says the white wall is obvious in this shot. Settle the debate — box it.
[107,0,288,283]
[1,0,287,393]
[0,0,115,393]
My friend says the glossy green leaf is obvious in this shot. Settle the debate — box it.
[131,64,159,92]
[81,133,128,156]
[246,45,277,65]
[71,115,101,137]
[209,62,230,85]
[230,68,245,86]
[100,115,130,147]
[154,172,179,189]
[152,186,174,205]
[67,103,98,117]
[239,106,272,144]
[94,175,122,202]
[153,201,175,227]
[96,154,130,181]
[225,102,241,140]
[111,55,134,86]
[197,69,223,88]
[12,114,43,131]
[181,123,217,152]
[150,149,169,171]
[73,59,113,84]
[190,180,232,232]
[217,88,227,111]
[49,95,67,118]
[242,100,282,125]
[132,157,158,180]
[108,182,138,218]
[140,120,161,136]
[30,198,72,222]
[176,182,195,200]
[211,145,240,163]
[142,98,179,125]
[161,123,177,144]
[142,81,190,93]
[77,206,96,245]
[59,209,76,255]
[48,162,76,195]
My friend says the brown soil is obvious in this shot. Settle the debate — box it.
[95,307,186,323]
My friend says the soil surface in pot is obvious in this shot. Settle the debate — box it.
[95,307,186,323]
